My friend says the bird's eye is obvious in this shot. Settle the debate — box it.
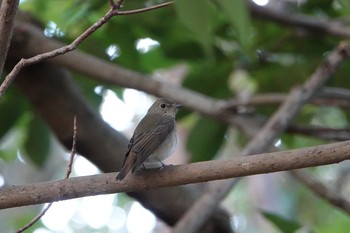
[160,103,166,108]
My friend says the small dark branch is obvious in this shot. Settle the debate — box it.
[109,0,124,10]
[15,203,53,233]
[291,170,350,215]
[66,116,78,178]
[15,117,78,233]
[249,2,350,38]
[0,0,19,78]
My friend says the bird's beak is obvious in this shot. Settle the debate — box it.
[175,104,182,109]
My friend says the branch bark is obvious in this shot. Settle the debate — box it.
[0,0,19,78]
[9,20,228,121]
[1,140,350,209]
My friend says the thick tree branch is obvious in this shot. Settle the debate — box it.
[0,0,19,78]
[10,21,229,120]
[1,140,350,210]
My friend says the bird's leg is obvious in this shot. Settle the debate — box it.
[157,159,167,171]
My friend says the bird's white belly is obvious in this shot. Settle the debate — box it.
[143,129,178,169]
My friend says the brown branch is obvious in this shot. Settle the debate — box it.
[291,170,350,215]
[249,2,350,38]
[109,0,124,9]
[117,1,173,15]
[15,117,78,233]
[0,140,350,210]
[10,21,227,121]
[172,42,350,233]
[0,6,117,99]
[0,0,19,78]
[0,1,173,99]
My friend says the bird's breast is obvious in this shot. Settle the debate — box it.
[143,129,178,165]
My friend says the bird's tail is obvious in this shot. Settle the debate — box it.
[116,152,137,180]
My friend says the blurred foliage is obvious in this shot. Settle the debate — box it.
[1,0,350,232]
[262,211,304,233]
[23,116,51,167]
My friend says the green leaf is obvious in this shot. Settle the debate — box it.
[217,0,253,50]
[0,97,23,139]
[175,0,214,57]
[24,117,50,167]
[316,209,350,233]
[262,211,301,233]
[0,112,31,162]
[183,62,233,98]
[338,0,350,15]
[187,117,227,162]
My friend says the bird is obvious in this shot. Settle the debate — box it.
[116,98,181,180]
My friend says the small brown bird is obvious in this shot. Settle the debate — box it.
[116,98,181,180]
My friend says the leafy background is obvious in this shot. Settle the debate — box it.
[1,0,350,232]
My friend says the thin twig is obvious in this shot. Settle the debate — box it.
[0,6,116,99]
[66,116,78,178]
[0,0,19,78]
[15,117,78,233]
[117,1,173,15]
[0,1,173,99]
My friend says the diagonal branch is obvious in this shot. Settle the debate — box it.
[172,42,350,233]
[0,5,120,99]
[10,21,228,120]
[1,139,350,210]
[0,1,174,99]
[291,170,350,215]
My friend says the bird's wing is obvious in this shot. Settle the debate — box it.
[116,137,135,180]
[131,117,175,171]
[120,137,134,167]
